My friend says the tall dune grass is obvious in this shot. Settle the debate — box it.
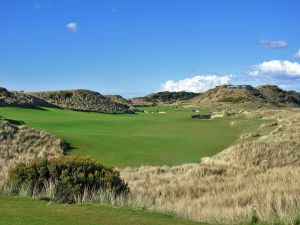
[121,109,300,224]
[0,119,65,183]
[0,181,128,206]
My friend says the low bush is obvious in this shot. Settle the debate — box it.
[9,156,129,203]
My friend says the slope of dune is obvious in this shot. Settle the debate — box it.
[0,87,55,108]
[190,85,300,109]
[30,89,132,114]
[0,119,66,182]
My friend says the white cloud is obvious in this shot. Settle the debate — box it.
[249,60,300,79]
[66,22,78,32]
[259,39,287,48]
[293,49,300,58]
[160,75,232,93]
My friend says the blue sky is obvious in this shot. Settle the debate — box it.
[0,0,300,96]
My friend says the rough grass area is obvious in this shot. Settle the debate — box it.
[0,195,205,225]
[203,109,300,169]
[121,164,300,224]
[0,106,265,167]
[0,119,65,183]
[120,109,300,224]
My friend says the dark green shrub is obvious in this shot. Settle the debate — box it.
[9,156,129,203]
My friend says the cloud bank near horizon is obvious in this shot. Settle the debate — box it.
[249,60,300,79]
[160,75,232,93]
[160,60,300,93]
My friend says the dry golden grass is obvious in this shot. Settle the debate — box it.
[121,165,300,224]
[120,108,300,224]
[0,119,65,183]
[202,109,300,170]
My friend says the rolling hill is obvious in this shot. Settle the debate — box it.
[130,97,157,106]
[145,91,200,103]
[30,89,132,114]
[1,87,133,114]
[256,85,300,105]
[0,87,55,108]
[105,94,136,111]
[130,91,200,106]
[190,85,300,109]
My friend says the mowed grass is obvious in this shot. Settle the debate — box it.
[0,195,205,225]
[0,106,264,167]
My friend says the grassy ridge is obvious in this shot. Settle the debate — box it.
[0,195,204,225]
[0,106,264,167]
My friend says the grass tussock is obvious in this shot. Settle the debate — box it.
[0,181,128,206]
[120,109,300,224]
[0,119,65,183]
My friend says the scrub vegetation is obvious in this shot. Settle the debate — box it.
[7,156,129,204]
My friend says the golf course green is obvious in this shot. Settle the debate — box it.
[0,106,264,167]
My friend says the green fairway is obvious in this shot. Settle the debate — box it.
[0,106,263,167]
[0,195,205,225]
